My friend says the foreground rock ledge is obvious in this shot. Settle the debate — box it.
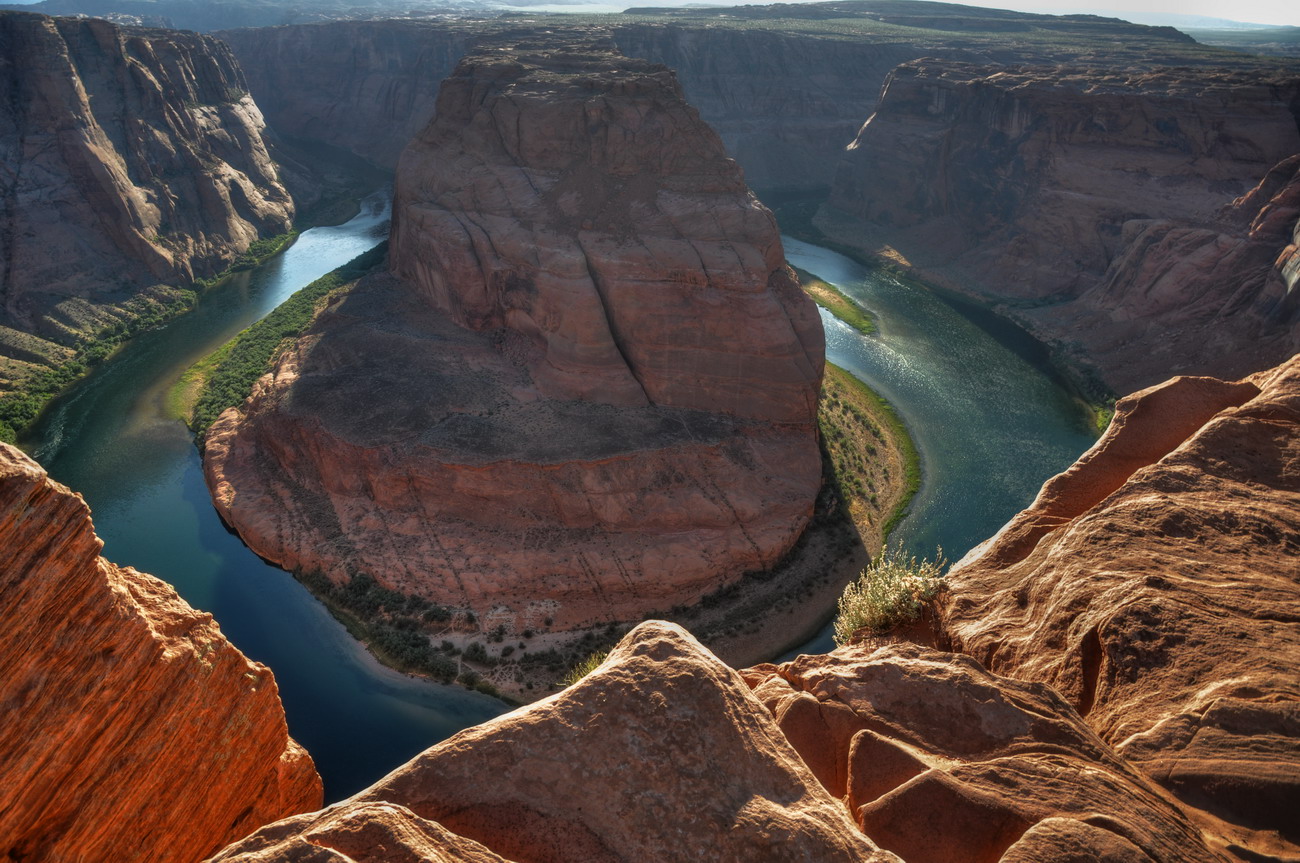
[938,353,1300,859]
[203,39,824,637]
[0,443,321,863]
[212,621,896,863]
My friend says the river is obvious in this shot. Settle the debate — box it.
[21,197,1095,802]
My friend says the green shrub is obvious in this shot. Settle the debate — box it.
[833,546,947,645]
[561,649,609,687]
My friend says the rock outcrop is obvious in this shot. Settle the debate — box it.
[0,11,293,394]
[0,442,321,863]
[747,643,1223,863]
[212,621,898,863]
[937,353,1300,858]
[203,40,823,639]
[820,60,1300,390]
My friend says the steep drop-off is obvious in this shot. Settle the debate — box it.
[0,442,321,863]
[936,353,1300,858]
[204,40,824,648]
[0,11,293,396]
[820,60,1300,390]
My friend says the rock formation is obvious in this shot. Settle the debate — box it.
[212,621,898,863]
[203,40,823,638]
[747,643,1223,863]
[819,59,1300,390]
[0,442,321,863]
[0,11,293,395]
[936,353,1300,858]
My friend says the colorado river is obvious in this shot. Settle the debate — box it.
[783,236,1097,654]
[20,198,1095,801]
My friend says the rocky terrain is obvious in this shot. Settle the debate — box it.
[936,353,1300,859]
[0,442,320,862]
[819,59,1300,391]
[203,39,824,652]
[0,11,293,399]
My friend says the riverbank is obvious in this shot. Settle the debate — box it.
[1,231,302,447]
[765,191,1116,431]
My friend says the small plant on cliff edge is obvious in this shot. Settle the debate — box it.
[561,649,610,687]
[833,546,947,646]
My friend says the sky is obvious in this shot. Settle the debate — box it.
[948,0,1300,27]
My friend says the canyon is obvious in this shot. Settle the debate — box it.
[0,1,1296,860]
[0,11,292,412]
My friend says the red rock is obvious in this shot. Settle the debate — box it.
[0,11,294,394]
[749,643,1224,863]
[203,39,824,637]
[0,443,321,863]
[938,354,1300,857]
[213,621,898,863]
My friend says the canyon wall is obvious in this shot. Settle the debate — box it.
[203,39,824,641]
[935,353,1300,858]
[820,60,1300,390]
[0,442,320,862]
[0,11,293,393]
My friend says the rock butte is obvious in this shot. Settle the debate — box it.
[0,11,292,395]
[0,442,321,863]
[937,352,1300,859]
[202,39,824,635]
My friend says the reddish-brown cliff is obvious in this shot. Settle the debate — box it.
[212,621,898,863]
[747,643,1223,863]
[0,11,293,394]
[937,353,1300,858]
[0,442,321,863]
[820,60,1300,390]
[203,40,823,642]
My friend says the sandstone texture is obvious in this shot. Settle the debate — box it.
[0,11,293,393]
[747,643,1223,863]
[212,621,898,863]
[820,60,1300,390]
[937,353,1300,858]
[203,40,823,638]
[0,442,321,863]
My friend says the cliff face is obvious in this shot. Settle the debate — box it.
[218,21,473,170]
[203,41,823,641]
[936,353,1300,858]
[0,442,321,863]
[820,60,1300,389]
[0,12,293,390]
[214,621,1227,863]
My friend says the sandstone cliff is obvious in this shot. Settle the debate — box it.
[203,41,823,646]
[0,11,293,395]
[819,60,1300,390]
[0,442,321,863]
[214,620,1234,862]
[935,353,1300,859]
[214,622,896,863]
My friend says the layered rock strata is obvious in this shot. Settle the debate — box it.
[747,643,1223,863]
[937,353,1300,858]
[0,12,293,392]
[212,621,898,863]
[820,60,1300,389]
[204,41,823,636]
[0,442,321,863]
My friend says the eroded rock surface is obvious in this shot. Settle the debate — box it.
[746,643,1223,863]
[213,621,897,863]
[0,11,293,394]
[821,60,1300,390]
[0,443,320,863]
[204,40,823,638]
[938,354,1300,857]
